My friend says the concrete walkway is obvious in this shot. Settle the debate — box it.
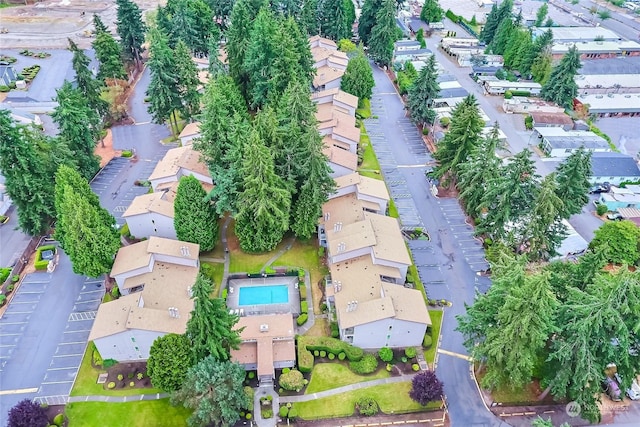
[67,393,169,403]
[217,215,232,298]
[259,237,295,272]
[253,385,279,427]
[279,374,417,403]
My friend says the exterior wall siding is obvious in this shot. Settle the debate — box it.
[94,329,165,361]
[350,318,427,349]
[125,213,177,240]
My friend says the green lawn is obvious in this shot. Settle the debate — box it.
[358,129,383,181]
[70,344,160,397]
[356,99,371,119]
[424,310,443,364]
[388,199,399,218]
[200,261,224,295]
[65,399,191,426]
[305,363,390,394]
[293,381,441,419]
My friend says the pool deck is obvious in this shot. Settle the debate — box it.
[226,276,301,317]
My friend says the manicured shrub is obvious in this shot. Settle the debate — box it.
[328,353,335,360]
[91,344,103,367]
[320,351,326,358]
[279,406,289,417]
[279,388,284,393]
[412,364,420,371]
[386,363,392,372]
[297,313,308,326]
[0,85,9,92]
[282,367,290,374]
[279,369,305,391]
[121,150,133,158]
[262,409,273,419]
[0,295,6,306]
[511,90,530,97]
[221,288,228,299]
[34,245,56,270]
[313,350,320,357]
[405,347,417,358]
[439,117,450,127]
[298,284,307,300]
[128,372,135,379]
[0,267,10,283]
[129,381,135,387]
[287,406,298,419]
[296,336,364,372]
[378,347,393,363]
[300,301,308,313]
[53,413,65,426]
[503,90,513,99]
[596,204,608,216]
[107,381,116,389]
[356,397,379,416]
[349,354,378,374]
[248,371,256,379]
[266,395,272,401]
[401,357,408,363]
[246,413,252,420]
[244,386,254,411]
[423,334,433,348]
[137,372,144,380]
[338,352,346,360]
[422,128,429,135]
[6,284,14,293]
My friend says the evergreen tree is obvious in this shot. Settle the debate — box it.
[368,0,398,66]
[174,175,219,251]
[163,0,214,55]
[554,148,592,218]
[235,129,291,252]
[92,13,108,33]
[146,28,181,132]
[535,3,549,27]
[521,29,552,77]
[92,30,127,82]
[68,39,108,119]
[406,54,439,126]
[186,273,242,361]
[359,0,383,45]
[147,333,193,392]
[340,47,374,103]
[489,16,514,55]
[194,76,249,215]
[207,34,227,78]
[0,112,65,235]
[171,357,248,427]
[503,28,531,70]
[319,0,354,41]
[299,0,320,35]
[457,124,502,217]
[116,0,146,66]
[208,0,236,27]
[432,95,484,184]
[480,3,500,44]
[420,0,443,23]
[52,81,101,180]
[55,181,120,278]
[226,0,264,99]
[541,45,581,109]
[530,52,552,84]
[290,129,335,239]
[174,40,202,121]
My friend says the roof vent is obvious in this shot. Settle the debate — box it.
[168,307,180,318]
[259,324,269,332]
[180,246,191,257]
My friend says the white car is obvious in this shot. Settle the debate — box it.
[627,379,640,400]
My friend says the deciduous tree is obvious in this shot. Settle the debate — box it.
[147,333,194,392]
[186,273,242,361]
[420,0,443,23]
[368,0,398,66]
[52,81,102,180]
[7,399,48,427]
[174,175,218,251]
[340,47,374,103]
[172,356,248,427]
[409,370,444,405]
[541,45,581,109]
[589,220,640,265]
[406,54,439,126]
[235,129,292,252]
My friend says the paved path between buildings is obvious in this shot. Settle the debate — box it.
[279,374,417,403]
[260,237,296,272]
[218,215,232,298]
[67,393,169,403]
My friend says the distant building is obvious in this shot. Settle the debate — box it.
[530,112,574,131]
[483,79,542,96]
[551,40,640,60]
[599,186,640,211]
[310,36,348,91]
[534,26,622,43]
[536,127,610,158]
[590,152,640,185]
[575,74,640,95]
[574,93,640,117]
[580,56,640,75]
[460,54,503,68]
[502,97,565,114]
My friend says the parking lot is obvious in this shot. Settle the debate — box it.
[0,252,103,420]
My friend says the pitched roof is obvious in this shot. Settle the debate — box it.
[308,35,337,48]
[313,66,345,89]
[110,236,199,277]
[323,144,358,171]
[530,112,574,126]
[179,122,201,139]
[148,146,210,181]
[311,87,359,109]
[591,152,640,177]
[333,172,390,201]
[122,191,174,219]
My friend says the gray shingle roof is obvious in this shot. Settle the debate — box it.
[579,57,640,75]
[591,152,640,177]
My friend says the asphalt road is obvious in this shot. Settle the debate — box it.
[0,206,31,268]
[366,64,506,427]
[549,0,640,41]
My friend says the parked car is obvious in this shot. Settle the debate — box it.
[590,182,611,194]
[607,212,624,221]
[627,379,640,400]
[603,376,622,402]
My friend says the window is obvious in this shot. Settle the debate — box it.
[135,346,139,351]
[388,325,393,330]
[131,337,136,343]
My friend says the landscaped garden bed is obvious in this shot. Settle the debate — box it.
[20,64,41,83]
[103,362,151,390]
[19,49,51,58]
[34,245,56,270]
[0,55,17,63]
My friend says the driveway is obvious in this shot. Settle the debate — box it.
[0,248,102,425]
[0,206,31,268]
[366,64,505,426]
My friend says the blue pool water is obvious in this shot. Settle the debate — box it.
[238,285,289,306]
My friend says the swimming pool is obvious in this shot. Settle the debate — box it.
[238,285,289,306]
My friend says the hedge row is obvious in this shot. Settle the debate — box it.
[299,283,307,300]
[297,336,364,373]
[297,314,308,326]
[300,300,308,314]
[34,245,56,270]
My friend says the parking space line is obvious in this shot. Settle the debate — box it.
[53,353,83,358]
[41,380,74,385]
[17,291,44,294]
[46,366,79,371]
[3,311,33,314]
[0,322,27,325]
[0,333,22,336]
[0,387,39,395]
[64,330,91,333]
[58,341,86,345]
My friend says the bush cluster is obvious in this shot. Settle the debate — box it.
[34,245,56,270]
[405,347,417,359]
[378,347,393,363]
[330,322,340,338]
[423,333,433,348]
[297,313,308,326]
[297,336,364,372]
[298,283,307,300]
[349,353,378,374]
[300,301,308,314]
[279,369,305,391]
[356,397,379,416]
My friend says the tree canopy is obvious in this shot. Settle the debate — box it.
[146,28,181,131]
[359,0,383,45]
[406,54,439,126]
[7,399,48,427]
[147,333,194,392]
[541,45,581,109]
[174,175,218,251]
[340,47,374,103]
[409,370,444,405]
[116,0,146,65]
[368,0,398,66]
[420,0,443,23]
[589,220,640,265]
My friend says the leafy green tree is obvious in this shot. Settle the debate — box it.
[147,334,194,392]
[174,175,218,251]
[194,76,249,214]
[530,52,552,84]
[420,0,443,23]
[56,184,120,277]
[93,30,127,82]
[406,54,439,126]
[589,220,640,265]
[541,45,581,109]
[457,124,502,217]
[480,271,559,390]
[235,129,291,252]
[359,0,383,44]
[319,0,354,41]
[489,16,515,55]
[116,0,146,66]
[521,29,552,77]
[68,39,108,120]
[480,149,539,242]
[521,174,566,260]
[554,148,592,218]
[146,28,181,133]
[174,40,202,121]
[172,356,248,427]
[340,47,374,103]
[52,81,101,180]
[186,273,242,361]
[432,95,484,184]
[368,0,398,66]
[535,3,549,26]
[162,0,214,55]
